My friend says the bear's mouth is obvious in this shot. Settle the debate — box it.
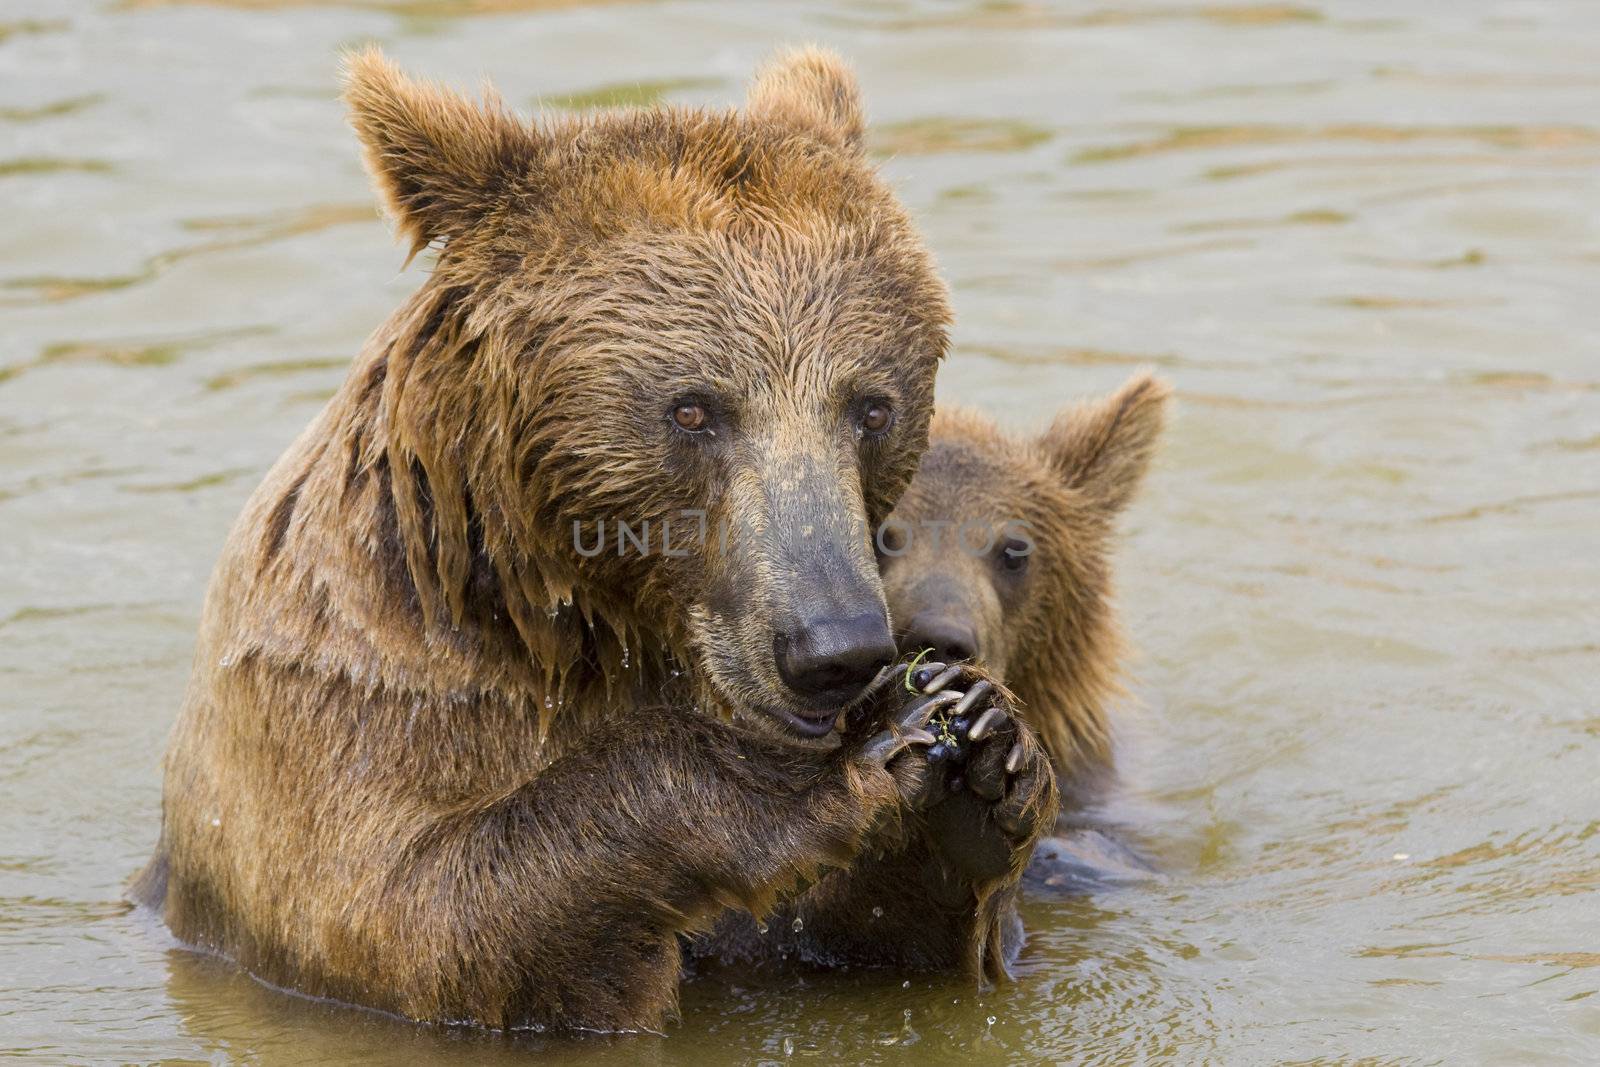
[763,705,841,739]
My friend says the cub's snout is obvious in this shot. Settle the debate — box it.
[900,610,979,665]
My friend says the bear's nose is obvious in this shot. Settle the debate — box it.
[903,612,979,664]
[775,611,897,708]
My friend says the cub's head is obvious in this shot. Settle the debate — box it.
[877,374,1169,775]
[345,49,949,738]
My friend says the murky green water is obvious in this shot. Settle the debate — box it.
[4,1,1599,1062]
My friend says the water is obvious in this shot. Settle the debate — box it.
[3,1,1598,1062]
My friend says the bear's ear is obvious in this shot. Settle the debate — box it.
[745,46,865,153]
[343,47,540,259]
[1040,373,1171,515]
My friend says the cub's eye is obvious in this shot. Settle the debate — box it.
[672,402,711,433]
[998,537,1030,574]
[876,522,908,556]
[860,401,894,436]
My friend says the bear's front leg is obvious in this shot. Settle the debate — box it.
[744,661,1058,982]
[361,701,939,1032]
[908,661,1059,890]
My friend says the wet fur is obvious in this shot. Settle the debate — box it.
[131,47,981,1031]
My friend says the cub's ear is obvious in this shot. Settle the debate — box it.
[745,45,865,152]
[343,47,539,258]
[1040,373,1171,515]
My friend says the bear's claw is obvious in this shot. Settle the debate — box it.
[918,664,965,696]
[1004,740,1024,775]
[966,705,1008,743]
[951,679,992,717]
[858,686,948,764]
[860,725,937,763]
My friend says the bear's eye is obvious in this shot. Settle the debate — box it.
[860,401,894,436]
[997,537,1030,574]
[671,401,712,434]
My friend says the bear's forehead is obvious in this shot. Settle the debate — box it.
[911,442,1034,511]
[550,109,891,232]
[483,110,947,335]
[537,225,945,381]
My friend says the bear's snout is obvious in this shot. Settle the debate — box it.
[900,611,979,665]
[773,610,897,713]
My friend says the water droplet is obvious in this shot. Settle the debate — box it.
[210,817,221,827]
[872,906,884,919]
[791,916,804,932]
[902,979,911,989]
[544,696,553,709]
[1393,852,1411,861]
[756,920,768,935]
[903,1008,912,1019]
[782,1036,794,1056]
[986,1015,997,1026]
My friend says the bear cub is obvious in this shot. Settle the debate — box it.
[878,373,1170,889]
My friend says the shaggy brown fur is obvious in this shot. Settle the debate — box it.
[130,47,1064,1034]
[879,374,1170,806]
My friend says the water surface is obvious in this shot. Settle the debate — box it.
[2,0,1598,1062]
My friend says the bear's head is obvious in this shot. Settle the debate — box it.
[877,374,1169,778]
[344,49,949,738]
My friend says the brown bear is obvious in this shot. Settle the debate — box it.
[877,374,1170,881]
[131,47,1057,1033]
